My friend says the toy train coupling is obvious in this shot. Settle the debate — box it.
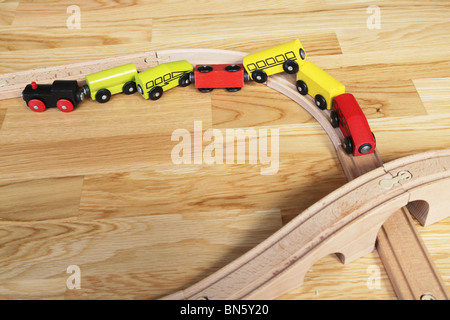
[225,64,250,82]
[243,69,250,82]
[82,84,90,99]
[188,70,195,84]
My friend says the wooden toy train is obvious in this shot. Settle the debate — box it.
[20,39,376,157]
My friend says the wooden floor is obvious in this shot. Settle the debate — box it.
[0,0,449,300]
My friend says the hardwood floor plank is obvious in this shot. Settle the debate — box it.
[0,176,84,221]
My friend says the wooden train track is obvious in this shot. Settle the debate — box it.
[266,73,450,300]
[0,48,448,300]
[163,149,450,300]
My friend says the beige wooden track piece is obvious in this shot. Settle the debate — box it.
[266,73,450,300]
[0,48,448,300]
[162,149,450,300]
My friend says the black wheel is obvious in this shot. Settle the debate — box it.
[315,95,327,110]
[226,88,241,92]
[358,143,373,154]
[299,48,306,60]
[330,110,339,128]
[296,80,308,95]
[198,88,214,93]
[197,65,213,73]
[343,136,354,155]
[179,74,191,87]
[225,64,241,72]
[95,89,111,103]
[283,60,299,74]
[149,86,163,100]
[122,81,137,95]
[251,70,268,83]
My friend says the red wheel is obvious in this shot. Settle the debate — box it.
[27,99,46,112]
[56,99,74,112]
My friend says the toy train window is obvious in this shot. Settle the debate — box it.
[146,80,154,89]
[256,61,266,68]
[172,71,184,79]
[246,63,257,71]
[285,51,296,60]
[164,74,171,82]
[275,55,285,63]
[155,77,163,86]
[266,58,276,66]
[247,51,297,72]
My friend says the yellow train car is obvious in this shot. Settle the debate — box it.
[296,61,345,110]
[135,60,193,100]
[83,63,138,103]
[243,39,307,83]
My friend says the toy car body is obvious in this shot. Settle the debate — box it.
[296,61,345,110]
[331,93,376,156]
[83,63,138,103]
[135,60,193,100]
[243,39,307,83]
[22,80,84,112]
[190,64,248,92]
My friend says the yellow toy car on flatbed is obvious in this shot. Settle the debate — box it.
[243,39,307,83]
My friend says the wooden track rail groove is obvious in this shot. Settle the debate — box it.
[0,49,449,300]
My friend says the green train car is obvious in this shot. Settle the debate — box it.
[83,63,138,103]
[135,60,193,100]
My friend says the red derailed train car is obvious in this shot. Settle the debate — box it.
[330,93,376,156]
[190,64,249,92]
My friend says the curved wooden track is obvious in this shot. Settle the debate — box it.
[162,149,450,300]
[0,48,448,300]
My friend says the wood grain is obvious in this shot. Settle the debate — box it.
[0,176,83,221]
[0,0,19,26]
[0,0,449,300]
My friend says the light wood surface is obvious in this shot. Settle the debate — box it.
[0,0,449,300]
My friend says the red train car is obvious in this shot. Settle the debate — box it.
[330,93,376,156]
[190,64,249,92]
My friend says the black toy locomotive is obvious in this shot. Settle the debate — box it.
[22,80,84,113]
